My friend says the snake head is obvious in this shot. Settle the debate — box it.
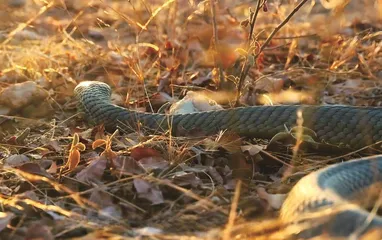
[74,81,112,99]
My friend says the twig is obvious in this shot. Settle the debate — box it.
[235,0,309,106]
[209,0,226,89]
[234,0,263,106]
[254,0,309,59]
[246,1,263,48]
[223,180,242,240]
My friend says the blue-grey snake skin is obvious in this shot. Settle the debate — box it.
[74,81,382,237]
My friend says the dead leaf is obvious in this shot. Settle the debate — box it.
[75,156,107,184]
[4,154,30,167]
[66,133,86,171]
[285,39,298,70]
[320,0,350,9]
[46,161,58,174]
[133,179,164,205]
[130,147,161,161]
[89,189,114,209]
[139,156,169,172]
[149,92,175,108]
[157,71,173,93]
[113,156,145,175]
[18,163,53,179]
[207,167,224,185]
[171,172,202,188]
[45,139,63,152]
[0,212,14,232]
[14,127,30,144]
[257,187,287,210]
[224,178,237,190]
[215,132,242,153]
[67,149,81,171]
[98,205,123,222]
[255,76,287,94]
[92,139,107,149]
[0,186,12,196]
[204,132,242,153]
[191,72,213,86]
[241,144,264,156]
[135,227,163,236]
[25,222,54,240]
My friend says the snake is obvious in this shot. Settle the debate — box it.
[74,81,382,237]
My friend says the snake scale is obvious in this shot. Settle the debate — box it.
[74,81,382,237]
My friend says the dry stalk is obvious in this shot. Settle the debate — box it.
[209,0,226,89]
[235,0,310,106]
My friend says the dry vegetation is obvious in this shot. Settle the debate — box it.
[0,0,381,239]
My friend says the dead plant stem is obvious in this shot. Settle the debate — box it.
[223,180,242,240]
[235,0,309,106]
[209,0,226,89]
[254,0,309,59]
[235,0,263,106]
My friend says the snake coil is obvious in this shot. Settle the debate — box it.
[74,81,382,237]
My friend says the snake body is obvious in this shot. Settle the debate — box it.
[74,81,382,237]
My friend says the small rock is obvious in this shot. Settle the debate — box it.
[0,81,49,110]
[108,51,124,64]
[13,29,42,41]
[0,105,11,115]
[88,27,105,41]
[7,0,26,8]
[21,101,53,118]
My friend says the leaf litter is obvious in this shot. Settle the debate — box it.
[0,0,381,239]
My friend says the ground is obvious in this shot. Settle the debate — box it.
[0,0,381,239]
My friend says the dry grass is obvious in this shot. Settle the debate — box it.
[0,0,381,239]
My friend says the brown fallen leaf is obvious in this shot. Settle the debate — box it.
[133,179,164,205]
[207,167,224,185]
[0,186,12,196]
[130,147,161,161]
[25,222,54,240]
[41,138,62,152]
[75,156,107,184]
[190,71,212,86]
[113,156,145,176]
[18,163,53,180]
[171,172,202,188]
[241,144,265,156]
[256,187,287,210]
[204,131,242,153]
[135,227,163,236]
[98,205,123,222]
[89,190,114,209]
[66,133,86,171]
[0,212,14,232]
[4,154,30,167]
[139,156,169,172]
[46,161,58,174]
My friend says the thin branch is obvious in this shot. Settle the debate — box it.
[235,0,263,106]
[235,0,309,106]
[255,0,309,58]
[209,0,226,89]
[246,1,263,48]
